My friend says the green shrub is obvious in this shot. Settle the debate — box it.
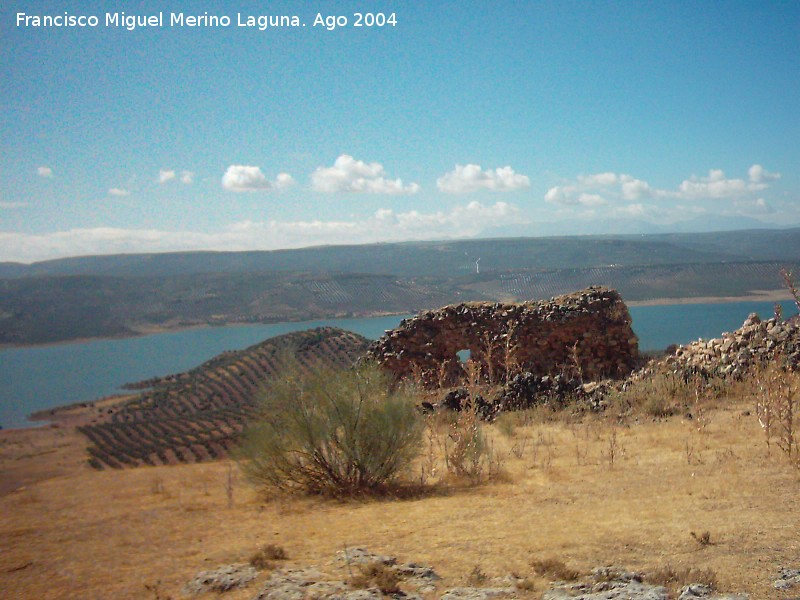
[237,361,424,496]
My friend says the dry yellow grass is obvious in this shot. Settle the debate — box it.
[1,395,799,599]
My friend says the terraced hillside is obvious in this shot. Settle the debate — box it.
[467,260,799,302]
[78,327,370,469]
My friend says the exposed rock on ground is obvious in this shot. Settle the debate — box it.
[253,548,438,599]
[336,547,441,593]
[184,563,257,595]
[542,566,749,600]
[439,587,517,599]
[253,567,356,599]
[186,552,758,600]
[773,567,800,591]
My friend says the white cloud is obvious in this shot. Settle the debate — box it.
[222,165,269,192]
[748,164,780,184]
[0,201,27,209]
[546,164,781,207]
[620,176,653,201]
[374,201,518,235]
[578,193,607,207]
[37,166,53,178]
[546,172,658,206]
[274,172,295,190]
[161,169,195,184]
[222,165,294,192]
[544,185,578,205]
[677,169,757,199]
[437,164,530,194]
[311,154,420,194]
[0,201,519,262]
[614,203,647,217]
[109,188,130,196]
[734,197,775,215]
[577,172,617,187]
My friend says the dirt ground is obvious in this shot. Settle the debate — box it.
[1,397,799,600]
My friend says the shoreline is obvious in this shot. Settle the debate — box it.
[0,291,795,351]
[0,393,141,433]
[0,312,390,351]
[625,289,793,306]
[2,290,796,431]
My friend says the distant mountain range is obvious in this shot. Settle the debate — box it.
[2,226,799,279]
[484,215,776,238]
[2,228,799,345]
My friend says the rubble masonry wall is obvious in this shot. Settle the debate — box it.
[368,286,639,387]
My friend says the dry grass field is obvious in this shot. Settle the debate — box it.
[1,389,799,600]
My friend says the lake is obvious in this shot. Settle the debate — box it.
[1,300,795,429]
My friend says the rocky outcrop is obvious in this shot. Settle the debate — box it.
[543,566,749,600]
[773,567,800,591]
[368,287,638,388]
[186,552,758,599]
[253,548,439,600]
[184,563,257,595]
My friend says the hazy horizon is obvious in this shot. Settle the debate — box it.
[3,220,799,269]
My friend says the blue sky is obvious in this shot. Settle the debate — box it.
[2,0,798,262]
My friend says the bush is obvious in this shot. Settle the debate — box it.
[441,400,506,484]
[646,564,717,591]
[249,543,288,569]
[610,371,688,418]
[350,561,402,594]
[530,557,581,581]
[237,361,424,496]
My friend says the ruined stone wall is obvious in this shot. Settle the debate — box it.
[368,286,638,386]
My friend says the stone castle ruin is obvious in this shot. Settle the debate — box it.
[368,286,639,388]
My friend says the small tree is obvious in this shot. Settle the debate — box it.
[237,361,424,496]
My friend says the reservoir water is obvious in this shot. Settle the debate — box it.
[1,300,795,429]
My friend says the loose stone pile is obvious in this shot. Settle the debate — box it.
[494,373,612,412]
[658,312,800,379]
[433,375,612,420]
[368,287,639,388]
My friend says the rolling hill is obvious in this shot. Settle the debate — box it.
[2,229,800,345]
[73,327,370,469]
